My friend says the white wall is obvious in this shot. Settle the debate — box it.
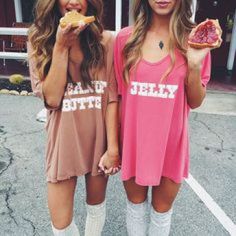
[116,1,122,31]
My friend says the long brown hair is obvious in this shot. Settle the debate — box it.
[28,0,105,87]
[123,0,195,83]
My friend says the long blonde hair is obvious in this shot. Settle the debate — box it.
[28,0,105,87]
[123,0,195,83]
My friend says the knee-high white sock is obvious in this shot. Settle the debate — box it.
[126,199,149,236]
[51,219,80,236]
[84,201,106,236]
[148,206,173,236]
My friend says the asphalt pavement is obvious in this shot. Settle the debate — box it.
[0,91,235,236]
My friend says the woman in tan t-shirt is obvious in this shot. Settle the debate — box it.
[28,0,120,235]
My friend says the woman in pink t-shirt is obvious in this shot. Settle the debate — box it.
[28,0,120,235]
[114,0,222,235]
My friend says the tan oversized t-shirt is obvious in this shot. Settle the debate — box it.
[29,32,118,183]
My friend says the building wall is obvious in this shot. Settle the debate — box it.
[21,0,35,22]
[1,0,235,69]
[103,0,115,30]
[13,0,130,30]
[0,0,16,50]
[0,0,16,27]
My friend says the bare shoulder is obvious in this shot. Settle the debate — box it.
[102,30,115,47]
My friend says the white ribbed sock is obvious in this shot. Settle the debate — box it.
[148,206,173,236]
[51,219,80,236]
[84,201,106,236]
[126,199,149,236]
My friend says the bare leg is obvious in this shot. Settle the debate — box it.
[84,173,108,236]
[47,177,78,231]
[85,173,108,205]
[151,177,181,213]
[123,177,148,203]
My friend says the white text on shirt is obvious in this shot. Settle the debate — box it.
[130,82,178,99]
[62,81,107,112]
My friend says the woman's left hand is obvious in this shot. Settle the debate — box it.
[98,151,121,176]
[187,24,222,69]
[186,47,210,70]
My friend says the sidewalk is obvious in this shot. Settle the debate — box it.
[194,90,236,116]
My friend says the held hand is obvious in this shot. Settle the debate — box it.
[55,21,87,49]
[98,151,121,176]
[186,47,210,70]
[187,26,222,70]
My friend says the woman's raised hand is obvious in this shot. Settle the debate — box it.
[186,47,211,69]
[55,22,87,49]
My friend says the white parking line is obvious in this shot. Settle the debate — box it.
[185,174,236,236]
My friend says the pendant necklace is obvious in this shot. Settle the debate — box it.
[159,41,164,50]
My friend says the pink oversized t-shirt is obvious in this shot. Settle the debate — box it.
[114,27,211,186]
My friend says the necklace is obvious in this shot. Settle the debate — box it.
[159,41,164,50]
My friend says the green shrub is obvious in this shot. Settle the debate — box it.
[9,74,24,85]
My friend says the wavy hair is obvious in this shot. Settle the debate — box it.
[123,0,195,83]
[28,0,105,87]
